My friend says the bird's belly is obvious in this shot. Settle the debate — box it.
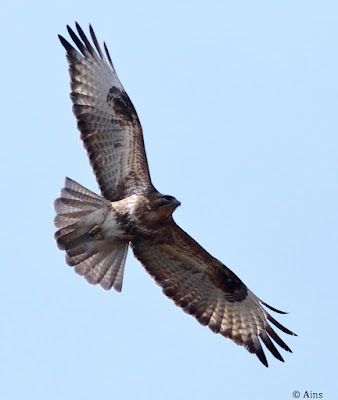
[101,212,130,241]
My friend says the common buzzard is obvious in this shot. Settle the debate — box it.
[54,23,296,367]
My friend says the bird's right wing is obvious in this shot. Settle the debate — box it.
[131,223,296,367]
[59,23,152,201]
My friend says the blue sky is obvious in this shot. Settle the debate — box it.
[1,1,337,399]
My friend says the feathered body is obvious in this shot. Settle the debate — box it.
[54,23,296,367]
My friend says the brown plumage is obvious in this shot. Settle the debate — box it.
[54,23,296,367]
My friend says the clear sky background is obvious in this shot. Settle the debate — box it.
[1,1,337,399]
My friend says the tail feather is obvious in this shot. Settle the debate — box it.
[54,177,109,229]
[66,243,90,259]
[100,245,128,291]
[54,209,94,228]
[55,224,90,250]
[54,177,129,292]
[54,199,99,223]
[72,245,128,291]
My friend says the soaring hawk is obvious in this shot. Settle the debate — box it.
[54,23,296,367]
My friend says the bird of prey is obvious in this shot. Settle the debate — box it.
[54,23,296,367]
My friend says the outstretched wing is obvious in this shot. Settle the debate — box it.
[131,224,296,367]
[59,23,152,201]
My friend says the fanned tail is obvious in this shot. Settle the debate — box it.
[54,177,129,291]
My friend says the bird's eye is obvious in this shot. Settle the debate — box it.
[163,195,173,202]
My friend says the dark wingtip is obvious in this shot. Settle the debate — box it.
[265,323,294,354]
[261,300,288,314]
[64,24,87,56]
[260,332,285,362]
[58,34,72,51]
[66,24,74,37]
[104,41,115,70]
[89,24,105,59]
[247,339,269,367]
[256,349,268,367]
[75,22,95,56]
[267,313,296,336]
[75,22,85,38]
[58,34,65,44]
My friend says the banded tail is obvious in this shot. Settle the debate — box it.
[54,178,129,291]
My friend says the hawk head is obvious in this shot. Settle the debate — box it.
[146,193,181,221]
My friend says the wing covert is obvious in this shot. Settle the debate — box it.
[59,23,152,201]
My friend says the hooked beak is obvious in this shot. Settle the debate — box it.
[174,199,181,207]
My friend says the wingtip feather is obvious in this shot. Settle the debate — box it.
[261,300,288,314]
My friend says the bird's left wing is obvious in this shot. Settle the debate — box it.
[131,224,296,367]
[59,23,152,201]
